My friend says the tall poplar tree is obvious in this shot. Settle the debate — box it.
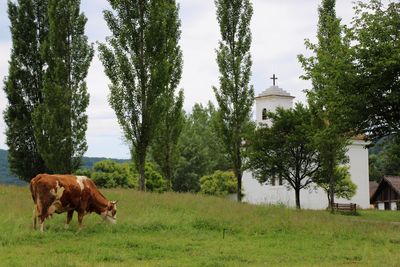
[151,90,184,190]
[33,0,93,173]
[99,0,183,191]
[298,0,354,209]
[213,0,254,201]
[3,0,48,181]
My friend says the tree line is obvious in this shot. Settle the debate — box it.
[3,0,399,209]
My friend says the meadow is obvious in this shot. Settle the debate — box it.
[1,185,400,266]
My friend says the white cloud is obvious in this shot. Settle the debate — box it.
[180,0,219,110]
[85,54,131,158]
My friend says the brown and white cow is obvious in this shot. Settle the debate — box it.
[30,174,117,232]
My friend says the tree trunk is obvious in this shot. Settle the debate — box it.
[326,192,331,209]
[137,148,146,191]
[236,169,242,202]
[295,188,301,209]
[329,185,335,212]
[165,148,172,190]
[329,169,335,212]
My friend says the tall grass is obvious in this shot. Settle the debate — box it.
[1,185,400,266]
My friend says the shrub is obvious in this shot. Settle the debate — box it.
[200,170,236,197]
[145,163,167,193]
[75,160,167,191]
[90,160,136,188]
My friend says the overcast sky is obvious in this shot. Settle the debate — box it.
[0,0,364,159]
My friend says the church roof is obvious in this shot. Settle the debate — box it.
[256,85,295,99]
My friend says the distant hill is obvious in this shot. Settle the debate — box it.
[80,156,130,169]
[0,149,129,185]
[0,149,25,185]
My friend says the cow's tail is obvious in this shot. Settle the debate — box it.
[29,174,43,203]
[30,182,35,203]
[32,204,38,230]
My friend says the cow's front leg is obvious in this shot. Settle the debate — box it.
[64,210,74,229]
[39,216,45,232]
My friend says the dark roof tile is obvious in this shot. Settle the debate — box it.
[369,181,379,197]
[384,176,400,195]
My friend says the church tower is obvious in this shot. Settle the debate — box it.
[255,74,294,125]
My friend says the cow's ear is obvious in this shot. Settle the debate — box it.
[111,200,118,205]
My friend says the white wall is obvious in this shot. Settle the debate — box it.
[242,171,329,209]
[345,140,370,209]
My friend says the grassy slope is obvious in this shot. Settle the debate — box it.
[1,186,400,267]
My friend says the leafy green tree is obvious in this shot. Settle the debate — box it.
[311,125,349,210]
[316,166,356,205]
[369,136,400,181]
[345,1,400,141]
[379,137,400,177]
[213,0,254,201]
[173,103,230,192]
[200,170,236,197]
[3,0,48,181]
[99,0,182,191]
[369,154,384,182]
[151,90,184,190]
[298,0,352,209]
[33,0,93,173]
[247,104,320,209]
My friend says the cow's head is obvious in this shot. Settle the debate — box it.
[102,200,117,224]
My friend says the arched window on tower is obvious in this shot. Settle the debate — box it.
[262,108,267,120]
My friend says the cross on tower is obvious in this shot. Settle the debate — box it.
[270,74,278,86]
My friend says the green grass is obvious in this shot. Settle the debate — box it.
[1,185,400,266]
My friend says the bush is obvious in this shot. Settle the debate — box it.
[74,168,92,177]
[75,160,168,191]
[200,170,236,197]
[90,160,136,188]
[145,163,167,193]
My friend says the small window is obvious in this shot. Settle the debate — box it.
[279,175,283,186]
[271,176,276,186]
[262,108,267,120]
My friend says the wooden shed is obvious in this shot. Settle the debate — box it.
[370,176,400,210]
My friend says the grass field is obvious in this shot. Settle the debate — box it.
[1,185,400,266]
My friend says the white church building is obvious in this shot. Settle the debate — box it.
[242,79,370,209]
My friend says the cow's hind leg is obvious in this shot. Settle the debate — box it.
[64,210,74,229]
[32,205,37,230]
[77,211,85,232]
